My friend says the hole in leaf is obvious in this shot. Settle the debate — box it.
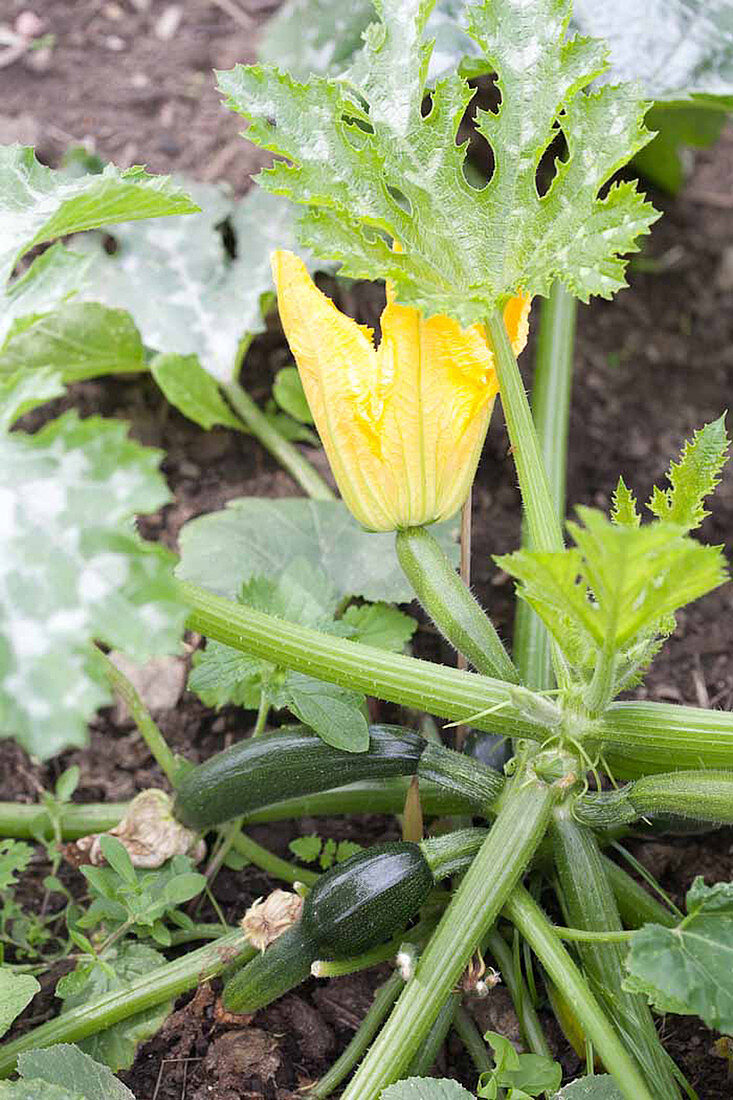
[421,92,434,118]
[536,122,568,197]
[457,76,500,190]
[386,185,412,216]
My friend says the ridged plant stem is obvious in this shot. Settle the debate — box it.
[552,812,680,1098]
[504,886,656,1100]
[340,761,555,1099]
[396,526,518,683]
[513,283,576,689]
[0,931,255,1077]
[181,582,733,773]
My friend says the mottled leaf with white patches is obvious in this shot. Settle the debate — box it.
[0,387,186,760]
[82,182,314,382]
[224,0,658,321]
[0,146,197,287]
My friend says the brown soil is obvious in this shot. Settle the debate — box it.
[1,2,733,1098]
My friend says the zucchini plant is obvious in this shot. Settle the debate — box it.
[0,0,732,1098]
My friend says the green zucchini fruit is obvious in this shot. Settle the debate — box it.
[174,724,425,829]
[174,724,504,830]
[222,840,434,1013]
[222,923,314,1014]
[302,841,434,958]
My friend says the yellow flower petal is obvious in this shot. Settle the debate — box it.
[272,250,531,532]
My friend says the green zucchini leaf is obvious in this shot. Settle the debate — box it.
[177,497,457,605]
[556,1077,625,1099]
[624,877,733,1034]
[17,1046,135,1100]
[0,145,197,287]
[0,376,186,760]
[0,970,40,1040]
[0,304,147,384]
[0,244,91,348]
[81,182,315,383]
[0,1082,83,1099]
[223,0,657,323]
[56,943,173,1071]
[262,0,733,106]
[382,1080,474,1099]
[647,415,729,531]
[150,353,244,431]
[341,603,417,652]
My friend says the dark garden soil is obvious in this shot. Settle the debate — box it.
[1,1,733,1097]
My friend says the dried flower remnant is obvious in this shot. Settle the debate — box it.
[241,888,304,952]
[69,789,206,869]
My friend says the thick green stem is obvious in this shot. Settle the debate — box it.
[183,582,733,773]
[99,650,181,785]
[223,379,334,501]
[485,308,563,554]
[486,929,551,1059]
[504,886,656,1100]
[0,931,255,1077]
[0,780,477,841]
[514,282,576,690]
[340,762,555,1099]
[599,700,733,777]
[408,993,460,1077]
[421,827,488,879]
[309,973,404,1098]
[552,813,680,1098]
[0,802,128,840]
[576,770,733,828]
[396,527,518,683]
[182,581,546,741]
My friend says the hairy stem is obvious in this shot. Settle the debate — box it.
[182,581,548,741]
[340,761,555,1099]
[485,308,563,554]
[396,526,518,683]
[514,282,576,689]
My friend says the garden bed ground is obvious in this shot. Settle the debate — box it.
[1,1,733,1097]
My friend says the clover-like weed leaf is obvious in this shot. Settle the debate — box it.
[221,0,658,323]
[0,383,186,759]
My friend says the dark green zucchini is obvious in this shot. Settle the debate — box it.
[302,841,434,958]
[175,723,504,830]
[223,840,434,1012]
[174,724,425,829]
[222,923,315,1013]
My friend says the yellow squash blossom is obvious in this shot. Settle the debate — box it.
[272,250,531,532]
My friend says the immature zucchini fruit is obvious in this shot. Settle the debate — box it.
[223,841,435,1013]
[174,725,424,829]
[175,724,504,830]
